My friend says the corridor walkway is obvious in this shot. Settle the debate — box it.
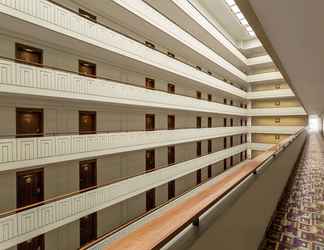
[261,132,324,249]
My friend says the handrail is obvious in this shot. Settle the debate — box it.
[0,126,248,139]
[0,143,248,219]
[0,56,247,106]
[103,129,305,250]
[9,0,245,91]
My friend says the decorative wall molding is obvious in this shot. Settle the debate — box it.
[0,143,248,249]
[0,0,246,98]
[0,58,247,116]
[0,127,248,171]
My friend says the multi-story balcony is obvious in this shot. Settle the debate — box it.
[247,88,295,99]
[0,127,248,171]
[249,142,274,151]
[248,107,306,116]
[0,143,248,249]
[0,57,247,116]
[0,0,246,98]
[249,126,304,134]
[248,71,284,84]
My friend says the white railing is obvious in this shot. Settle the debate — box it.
[0,58,248,116]
[249,143,274,151]
[112,0,246,82]
[247,89,295,99]
[249,126,304,134]
[248,107,306,116]
[0,0,246,98]
[0,127,248,171]
[248,71,283,83]
[0,143,248,249]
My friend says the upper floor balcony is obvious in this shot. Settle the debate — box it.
[247,88,295,99]
[0,57,248,116]
[0,0,246,98]
[0,126,248,172]
[248,107,306,116]
[248,71,284,84]
[0,143,248,249]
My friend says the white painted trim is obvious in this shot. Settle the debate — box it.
[249,143,274,151]
[248,107,306,116]
[0,127,248,171]
[248,71,284,83]
[247,89,295,99]
[249,126,304,134]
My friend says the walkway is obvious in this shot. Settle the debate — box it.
[261,132,324,249]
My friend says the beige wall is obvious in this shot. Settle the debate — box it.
[252,98,301,108]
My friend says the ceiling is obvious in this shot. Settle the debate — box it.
[237,0,324,115]
[194,0,253,42]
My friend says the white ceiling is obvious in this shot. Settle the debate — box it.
[195,0,252,42]
[245,0,324,114]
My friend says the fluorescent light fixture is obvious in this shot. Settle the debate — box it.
[224,0,256,37]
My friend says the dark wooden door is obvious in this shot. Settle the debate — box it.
[146,188,156,211]
[80,160,97,190]
[224,159,227,170]
[196,117,202,128]
[168,115,175,130]
[17,235,44,250]
[196,169,202,184]
[145,78,155,89]
[80,213,97,247]
[196,141,202,157]
[16,108,43,138]
[168,84,175,93]
[208,165,212,178]
[146,150,155,171]
[17,169,44,208]
[168,146,175,165]
[224,118,227,127]
[230,156,234,167]
[230,136,233,147]
[79,60,96,77]
[224,137,227,149]
[145,114,155,131]
[208,140,212,154]
[230,118,233,127]
[16,43,43,65]
[79,111,96,134]
[208,117,212,128]
[168,180,175,200]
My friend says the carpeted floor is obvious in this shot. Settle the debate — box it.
[261,132,324,250]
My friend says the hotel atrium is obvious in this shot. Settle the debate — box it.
[0,0,321,249]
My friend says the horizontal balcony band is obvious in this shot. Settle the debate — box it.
[249,126,305,134]
[246,88,295,99]
[249,143,275,151]
[248,107,306,116]
[0,127,248,172]
[112,0,247,83]
[0,0,246,98]
[246,55,273,67]
[0,57,248,115]
[102,131,304,250]
[0,143,248,249]
[82,160,248,250]
[248,71,284,83]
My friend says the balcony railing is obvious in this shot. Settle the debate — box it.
[101,129,305,250]
[0,57,247,116]
[249,126,304,134]
[0,143,248,249]
[0,0,246,97]
[248,107,306,116]
[246,88,295,99]
[0,126,248,171]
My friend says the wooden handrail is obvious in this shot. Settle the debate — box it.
[104,130,304,250]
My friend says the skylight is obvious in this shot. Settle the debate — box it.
[224,0,255,37]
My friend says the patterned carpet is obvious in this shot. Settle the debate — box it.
[261,133,324,250]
